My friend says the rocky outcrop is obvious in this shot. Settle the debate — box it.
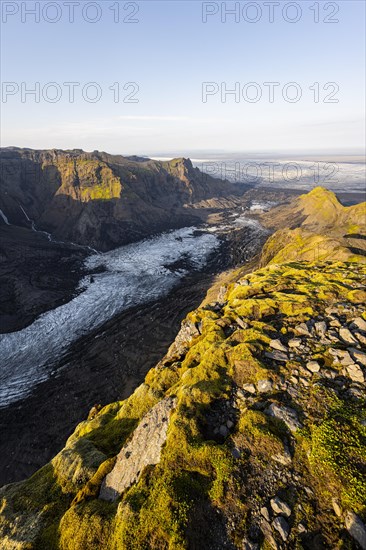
[0,148,248,251]
[99,397,177,502]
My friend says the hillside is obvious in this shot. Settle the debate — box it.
[0,148,247,251]
[260,187,366,265]
[1,189,366,549]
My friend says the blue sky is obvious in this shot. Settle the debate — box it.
[1,0,365,155]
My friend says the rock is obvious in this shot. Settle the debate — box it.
[298,522,307,533]
[329,319,341,328]
[287,386,300,399]
[344,511,366,550]
[337,350,354,366]
[295,323,311,336]
[347,385,365,399]
[271,449,292,466]
[226,419,234,429]
[332,499,342,517]
[339,328,358,345]
[350,317,366,333]
[355,332,366,346]
[270,496,292,517]
[299,377,310,387]
[265,351,288,362]
[306,360,321,373]
[349,348,366,367]
[265,403,302,433]
[242,383,256,394]
[166,320,200,359]
[242,538,259,550]
[260,518,278,549]
[322,369,337,379]
[270,339,288,352]
[346,363,365,384]
[257,379,273,393]
[236,317,249,330]
[272,516,290,541]
[99,397,176,501]
[288,338,301,348]
[261,506,271,521]
[219,425,229,437]
[328,329,341,340]
[217,286,227,303]
[232,447,241,459]
[314,321,327,334]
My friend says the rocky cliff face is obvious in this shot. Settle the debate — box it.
[0,148,247,251]
[0,189,365,550]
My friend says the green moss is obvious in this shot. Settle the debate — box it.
[308,401,366,512]
[59,500,116,550]
[238,410,285,460]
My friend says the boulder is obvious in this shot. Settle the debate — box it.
[272,516,290,541]
[99,397,177,501]
[288,338,301,348]
[265,403,302,433]
[345,511,366,550]
[306,361,321,373]
[314,321,327,334]
[270,339,288,352]
[346,364,365,384]
[242,383,256,394]
[339,328,358,345]
[257,379,273,393]
[270,496,292,517]
[350,317,366,333]
[295,323,310,336]
[265,351,288,363]
[349,348,366,367]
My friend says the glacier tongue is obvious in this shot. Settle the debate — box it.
[0,227,219,408]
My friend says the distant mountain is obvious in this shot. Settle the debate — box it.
[0,148,248,251]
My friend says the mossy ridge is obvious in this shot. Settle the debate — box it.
[0,259,365,549]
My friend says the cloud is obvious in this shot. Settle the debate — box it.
[117,115,190,122]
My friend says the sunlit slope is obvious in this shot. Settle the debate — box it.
[260,187,366,265]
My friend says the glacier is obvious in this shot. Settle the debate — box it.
[0,227,219,408]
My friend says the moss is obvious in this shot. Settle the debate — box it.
[307,401,366,513]
[237,410,285,460]
[71,457,117,506]
[59,500,116,550]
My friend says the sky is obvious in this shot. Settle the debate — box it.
[0,0,365,156]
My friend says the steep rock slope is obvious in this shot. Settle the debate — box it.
[1,190,366,550]
[0,148,247,251]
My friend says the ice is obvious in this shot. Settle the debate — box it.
[0,227,219,407]
[0,209,10,225]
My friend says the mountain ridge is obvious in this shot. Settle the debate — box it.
[1,188,365,549]
[0,148,249,251]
